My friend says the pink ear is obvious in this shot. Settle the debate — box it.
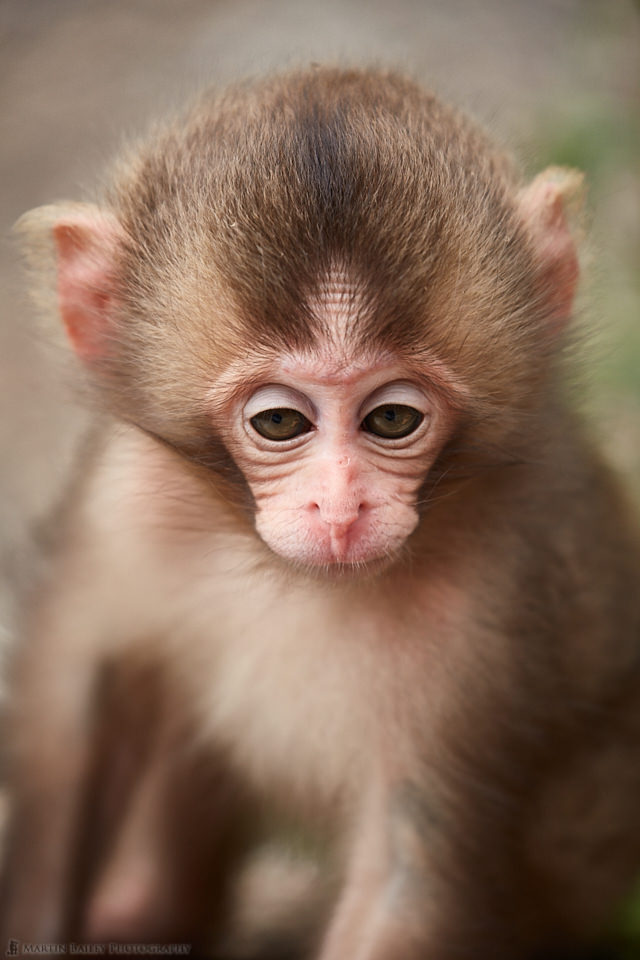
[52,210,124,362]
[517,167,584,327]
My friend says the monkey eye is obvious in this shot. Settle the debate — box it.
[361,404,424,440]
[250,408,313,442]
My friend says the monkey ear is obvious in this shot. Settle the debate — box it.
[49,206,126,362]
[517,167,585,326]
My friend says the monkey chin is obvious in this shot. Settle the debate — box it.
[288,554,398,585]
[314,555,396,584]
[265,538,401,584]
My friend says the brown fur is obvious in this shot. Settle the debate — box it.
[3,67,640,958]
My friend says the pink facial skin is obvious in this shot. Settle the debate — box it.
[214,347,457,569]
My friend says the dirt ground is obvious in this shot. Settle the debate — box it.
[0,0,638,629]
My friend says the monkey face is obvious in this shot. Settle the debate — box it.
[211,340,454,568]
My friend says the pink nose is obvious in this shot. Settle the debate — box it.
[310,502,363,531]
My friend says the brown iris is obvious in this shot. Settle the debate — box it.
[250,408,313,441]
[361,404,423,439]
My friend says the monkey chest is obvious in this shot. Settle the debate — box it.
[180,575,451,811]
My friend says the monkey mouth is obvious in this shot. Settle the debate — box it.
[267,536,399,581]
[307,512,401,568]
[295,533,393,569]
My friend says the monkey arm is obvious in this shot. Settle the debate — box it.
[318,781,434,960]
[0,580,106,939]
[0,430,164,939]
[0,427,257,944]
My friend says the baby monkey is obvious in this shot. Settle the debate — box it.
[2,67,640,959]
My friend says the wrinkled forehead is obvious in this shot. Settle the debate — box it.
[213,268,394,401]
[235,262,378,357]
[306,266,371,350]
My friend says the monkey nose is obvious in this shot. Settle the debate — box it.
[310,502,363,534]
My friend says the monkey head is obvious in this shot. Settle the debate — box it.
[26,69,582,571]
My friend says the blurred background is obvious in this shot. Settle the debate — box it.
[0,0,639,948]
